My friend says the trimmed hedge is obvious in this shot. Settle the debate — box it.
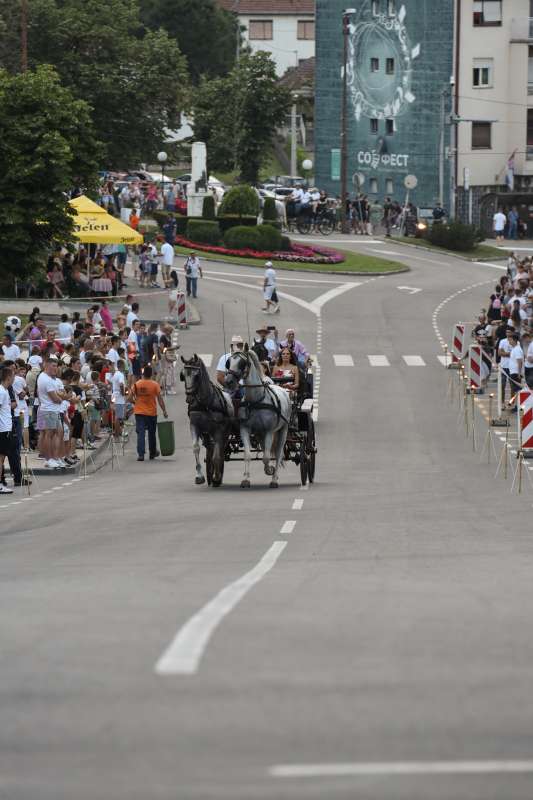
[281,235,291,252]
[187,219,221,245]
[218,185,260,217]
[256,223,282,252]
[427,221,483,252]
[202,195,216,220]
[224,225,261,250]
[218,214,257,234]
[224,224,282,252]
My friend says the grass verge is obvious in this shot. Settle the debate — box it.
[173,244,407,274]
[389,236,505,261]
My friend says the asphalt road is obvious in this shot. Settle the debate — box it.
[3,240,533,800]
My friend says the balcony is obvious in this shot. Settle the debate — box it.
[510,18,533,41]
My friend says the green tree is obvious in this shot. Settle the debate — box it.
[0,66,100,281]
[139,0,239,82]
[0,0,189,168]
[218,186,260,217]
[193,52,291,184]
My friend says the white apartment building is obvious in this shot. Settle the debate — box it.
[455,0,533,231]
[218,0,315,76]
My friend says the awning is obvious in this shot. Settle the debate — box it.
[68,195,143,245]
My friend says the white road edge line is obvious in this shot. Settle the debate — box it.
[155,541,288,676]
[269,760,533,778]
[292,499,304,510]
[280,520,296,535]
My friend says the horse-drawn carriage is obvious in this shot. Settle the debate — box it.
[181,350,317,488]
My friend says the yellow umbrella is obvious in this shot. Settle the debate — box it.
[68,195,143,245]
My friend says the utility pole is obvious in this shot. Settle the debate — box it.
[20,0,28,72]
[290,96,298,177]
[438,89,448,208]
[340,10,355,234]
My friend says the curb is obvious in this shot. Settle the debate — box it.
[178,253,409,277]
[15,435,110,477]
[384,238,506,263]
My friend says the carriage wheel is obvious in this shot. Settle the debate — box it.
[296,217,311,235]
[306,420,316,484]
[299,438,308,485]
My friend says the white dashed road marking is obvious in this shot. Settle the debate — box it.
[269,760,533,779]
[280,520,297,535]
[333,354,354,367]
[403,355,426,366]
[368,355,390,367]
[197,354,213,367]
[437,355,450,366]
[292,499,304,510]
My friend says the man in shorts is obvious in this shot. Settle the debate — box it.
[37,358,67,469]
[262,261,279,314]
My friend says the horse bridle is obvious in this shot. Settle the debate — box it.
[226,351,265,388]
[182,361,202,398]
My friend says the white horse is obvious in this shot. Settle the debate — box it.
[224,348,291,488]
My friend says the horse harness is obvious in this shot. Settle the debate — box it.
[228,352,290,425]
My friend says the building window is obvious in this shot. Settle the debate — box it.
[527,109,533,160]
[385,179,394,194]
[385,118,395,135]
[369,178,378,194]
[372,1,380,16]
[473,1,502,26]
[387,0,396,14]
[473,58,493,87]
[297,20,315,40]
[472,121,492,149]
[370,118,378,134]
[386,58,395,75]
[529,46,533,95]
[248,20,273,40]
[370,57,379,72]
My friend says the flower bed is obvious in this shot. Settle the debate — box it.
[174,235,345,264]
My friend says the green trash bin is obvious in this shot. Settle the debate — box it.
[157,419,175,456]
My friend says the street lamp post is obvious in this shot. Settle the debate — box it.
[290,94,299,177]
[157,150,168,209]
[340,9,356,234]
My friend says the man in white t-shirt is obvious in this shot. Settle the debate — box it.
[37,358,66,469]
[160,239,175,288]
[106,336,120,366]
[508,333,524,411]
[184,253,203,299]
[262,261,279,314]
[0,366,14,494]
[493,208,507,244]
[498,328,513,404]
[106,359,126,438]
[2,334,20,361]
[57,313,74,344]
[523,332,533,389]
[216,335,244,387]
[126,302,140,328]
[12,363,29,451]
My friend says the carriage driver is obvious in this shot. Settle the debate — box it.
[216,334,245,387]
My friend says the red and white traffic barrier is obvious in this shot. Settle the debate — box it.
[518,389,533,453]
[177,291,188,328]
[468,344,483,391]
[451,323,467,366]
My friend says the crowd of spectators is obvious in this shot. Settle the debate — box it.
[469,252,533,403]
[0,300,178,492]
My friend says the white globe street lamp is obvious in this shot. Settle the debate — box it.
[157,151,168,202]
[302,158,313,172]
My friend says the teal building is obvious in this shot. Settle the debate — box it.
[315,0,455,209]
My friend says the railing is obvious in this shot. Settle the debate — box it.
[510,17,533,40]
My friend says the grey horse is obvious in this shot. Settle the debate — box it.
[181,355,234,487]
[224,348,291,488]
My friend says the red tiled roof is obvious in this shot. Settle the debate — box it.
[279,56,315,90]
[217,0,314,15]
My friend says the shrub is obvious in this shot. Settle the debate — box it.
[263,197,278,222]
[218,185,260,217]
[255,223,282,252]
[427,221,478,252]
[187,219,221,245]
[280,235,292,252]
[202,194,216,220]
[218,214,257,234]
[224,225,263,250]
